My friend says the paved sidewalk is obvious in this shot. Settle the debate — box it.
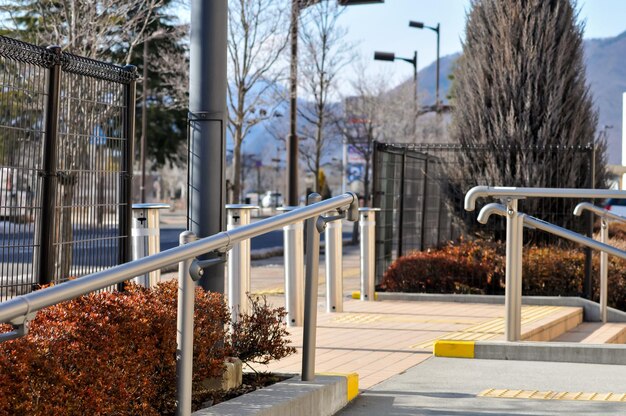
[338,357,626,415]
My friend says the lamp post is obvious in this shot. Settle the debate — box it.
[409,21,440,110]
[374,50,418,136]
[287,0,384,207]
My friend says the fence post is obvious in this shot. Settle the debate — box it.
[600,218,609,323]
[226,204,258,322]
[359,208,380,301]
[325,210,343,313]
[397,149,406,256]
[420,157,430,250]
[505,198,523,341]
[37,46,62,286]
[278,206,305,327]
[120,65,137,267]
[302,193,322,381]
[176,231,197,416]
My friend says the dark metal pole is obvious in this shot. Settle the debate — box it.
[121,65,138,270]
[412,50,418,139]
[287,0,300,207]
[420,157,429,250]
[397,149,406,257]
[37,46,62,286]
[435,23,440,110]
[188,0,227,293]
[140,41,148,202]
[583,146,595,299]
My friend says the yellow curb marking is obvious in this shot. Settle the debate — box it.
[479,389,626,401]
[433,340,475,358]
[351,291,378,300]
[412,306,563,350]
[318,372,359,402]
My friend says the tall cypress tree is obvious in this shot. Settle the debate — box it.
[451,0,605,191]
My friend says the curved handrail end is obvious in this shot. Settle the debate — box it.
[477,203,507,224]
[464,186,491,212]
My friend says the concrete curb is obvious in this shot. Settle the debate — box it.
[192,373,358,416]
[434,340,626,365]
[375,292,626,323]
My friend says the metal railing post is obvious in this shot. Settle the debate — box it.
[600,218,609,323]
[302,193,322,381]
[176,231,197,416]
[325,210,343,313]
[120,65,137,268]
[359,208,380,301]
[278,206,305,326]
[226,204,258,322]
[504,199,523,341]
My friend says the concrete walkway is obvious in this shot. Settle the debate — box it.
[246,247,585,390]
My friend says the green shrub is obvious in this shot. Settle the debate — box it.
[0,281,296,415]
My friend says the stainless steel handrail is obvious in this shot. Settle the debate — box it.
[465,186,626,212]
[478,203,626,334]
[0,192,359,416]
[0,193,357,324]
[573,202,626,224]
[573,203,626,323]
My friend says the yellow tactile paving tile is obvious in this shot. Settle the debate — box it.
[479,389,626,402]
[411,306,573,350]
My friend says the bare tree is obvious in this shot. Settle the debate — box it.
[297,1,352,194]
[227,0,289,202]
[335,64,390,205]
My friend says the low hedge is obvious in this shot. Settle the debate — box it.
[0,281,294,416]
[381,240,626,312]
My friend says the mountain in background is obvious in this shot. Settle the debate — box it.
[584,31,626,164]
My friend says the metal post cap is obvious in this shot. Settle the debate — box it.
[225,204,260,210]
[132,203,171,210]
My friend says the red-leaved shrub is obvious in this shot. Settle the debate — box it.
[0,281,228,416]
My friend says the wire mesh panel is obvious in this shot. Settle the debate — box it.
[54,59,129,283]
[0,36,136,299]
[0,38,48,300]
[372,142,594,284]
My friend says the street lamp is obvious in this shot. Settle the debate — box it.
[374,50,418,136]
[409,20,440,110]
[287,0,384,207]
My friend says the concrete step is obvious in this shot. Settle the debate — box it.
[553,322,626,344]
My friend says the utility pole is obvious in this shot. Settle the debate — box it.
[188,0,227,293]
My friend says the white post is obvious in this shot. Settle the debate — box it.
[600,218,609,323]
[226,204,258,322]
[325,211,343,312]
[278,206,304,326]
[131,203,170,287]
[359,208,380,301]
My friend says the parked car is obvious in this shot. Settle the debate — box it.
[604,198,626,217]
[261,191,283,208]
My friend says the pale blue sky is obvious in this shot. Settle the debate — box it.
[335,0,626,88]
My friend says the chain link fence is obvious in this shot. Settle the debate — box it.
[0,36,137,300]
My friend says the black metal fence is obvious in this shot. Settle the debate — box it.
[372,142,595,284]
[0,36,137,300]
